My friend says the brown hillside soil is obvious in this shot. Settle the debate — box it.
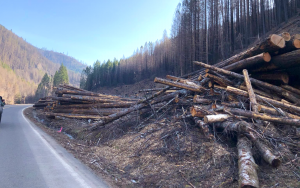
[25,106,300,188]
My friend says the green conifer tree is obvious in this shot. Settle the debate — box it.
[35,73,51,99]
[53,63,69,87]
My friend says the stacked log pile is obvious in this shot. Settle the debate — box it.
[34,84,138,120]
[34,33,300,188]
[33,97,57,109]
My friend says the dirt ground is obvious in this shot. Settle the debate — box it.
[24,103,300,188]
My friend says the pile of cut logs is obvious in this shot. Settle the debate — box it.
[34,84,139,120]
[34,33,300,188]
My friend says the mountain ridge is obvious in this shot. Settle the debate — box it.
[0,24,85,103]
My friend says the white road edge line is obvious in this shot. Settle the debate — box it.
[22,107,92,188]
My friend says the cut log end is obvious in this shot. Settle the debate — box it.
[294,34,300,40]
[280,32,291,41]
[270,34,285,48]
[263,52,271,62]
[197,75,203,81]
[293,39,300,49]
[272,159,281,168]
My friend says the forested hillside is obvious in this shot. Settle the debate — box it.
[38,49,86,73]
[81,0,300,90]
[0,24,81,103]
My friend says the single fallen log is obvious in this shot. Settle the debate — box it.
[190,105,215,118]
[154,77,206,93]
[259,105,300,119]
[45,112,109,120]
[51,97,92,104]
[194,118,213,140]
[243,69,259,113]
[226,86,300,114]
[55,89,120,99]
[238,85,281,101]
[237,135,259,188]
[206,70,234,84]
[193,95,213,104]
[33,103,48,107]
[248,131,281,167]
[221,102,249,109]
[223,52,271,72]
[194,61,299,103]
[52,108,122,116]
[165,75,201,89]
[59,84,88,92]
[224,107,300,127]
[281,85,300,96]
[138,88,169,93]
[54,102,134,109]
[204,114,232,123]
[67,95,119,103]
[252,72,289,84]
[205,73,234,86]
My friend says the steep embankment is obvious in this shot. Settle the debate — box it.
[0,24,84,103]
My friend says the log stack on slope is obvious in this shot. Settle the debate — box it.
[34,84,138,120]
[152,33,300,188]
[33,33,300,188]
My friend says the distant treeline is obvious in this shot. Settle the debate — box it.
[80,0,300,90]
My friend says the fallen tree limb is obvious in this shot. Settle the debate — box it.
[204,114,232,123]
[54,102,134,109]
[45,112,108,120]
[52,108,122,116]
[224,107,300,127]
[154,77,206,93]
[194,118,213,140]
[226,86,300,114]
[252,72,289,84]
[259,105,300,119]
[243,69,259,113]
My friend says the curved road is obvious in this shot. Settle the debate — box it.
[0,105,110,188]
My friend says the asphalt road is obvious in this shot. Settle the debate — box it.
[0,105,110,188]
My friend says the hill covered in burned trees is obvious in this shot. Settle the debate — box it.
[0,25,83,103]
[81,0,300,90]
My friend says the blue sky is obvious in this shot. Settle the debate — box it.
[0,0,180,65]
